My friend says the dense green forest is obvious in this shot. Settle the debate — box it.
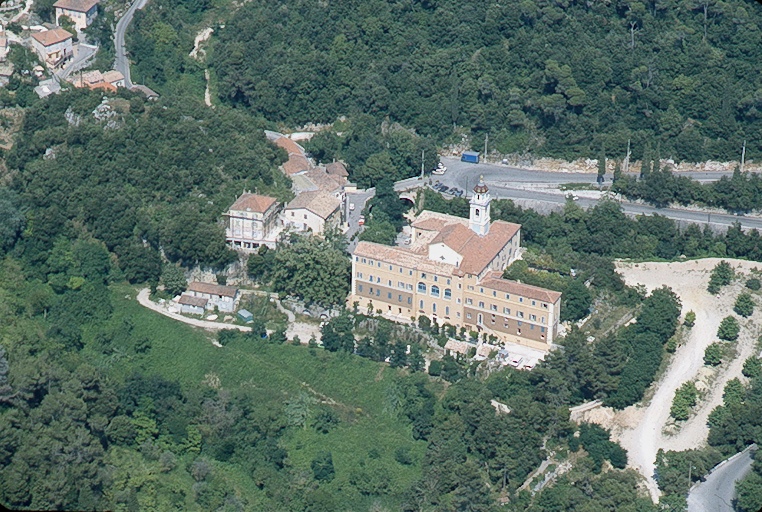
[5,88,290,278]
[125,0,762,181]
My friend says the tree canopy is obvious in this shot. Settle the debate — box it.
[8,89,290,274]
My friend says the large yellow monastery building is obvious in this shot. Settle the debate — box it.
[349,178,561,351]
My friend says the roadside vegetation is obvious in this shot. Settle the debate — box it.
[614,167,762,215]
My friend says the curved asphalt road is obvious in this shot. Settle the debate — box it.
[114,0,149,88]
[436,157,762,231]
[687,444,757,512]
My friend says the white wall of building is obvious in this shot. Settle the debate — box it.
[56,6,97,32]
[31,36,72,67]
[284,208,327,234]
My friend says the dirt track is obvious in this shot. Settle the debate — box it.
[613,259,761,502]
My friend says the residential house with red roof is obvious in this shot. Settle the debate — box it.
[30,28,73,69]
[223,192,283,250]
[54,0,99,32]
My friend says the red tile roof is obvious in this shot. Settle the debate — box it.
[282,155,310,175]
[274,136,304,156]
[228,193,277,214]
[353,241,456,275]
[481,271,562,303]
[458,220,521,275]
[54,0,98,12]
[187,282,238,298]
[285,190,340,219]
[178,295,208,307]
[413,211,520,276]
[31,27,73,46]
[326,161,349,177]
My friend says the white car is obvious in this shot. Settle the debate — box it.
[349,203,355,211]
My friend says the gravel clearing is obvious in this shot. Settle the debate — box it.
[613,258,761,502]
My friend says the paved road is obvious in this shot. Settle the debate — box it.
[114,0,149,88]
[56,43,98,80]
[435,157,762,231]
[687,444,757,512]
[136,288,247,339]
[439,156,744,187]
[345,188,375,251]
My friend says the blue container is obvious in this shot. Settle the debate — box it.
[461,151,480,163]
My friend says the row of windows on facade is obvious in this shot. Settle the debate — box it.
[355,265,549,309]
[356,257,446,280]
[466,311,547,337]
[357,285,546,338]
[356,285,547,331]
[357,275,546,323]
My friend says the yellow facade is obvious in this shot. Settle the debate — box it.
[349,246,561,352]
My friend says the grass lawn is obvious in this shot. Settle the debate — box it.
[94,284,427,508]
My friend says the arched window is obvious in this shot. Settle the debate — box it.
[417,282,426,293]
[431,285,440,297]
[475,208,480,218]
[444,288,452,299]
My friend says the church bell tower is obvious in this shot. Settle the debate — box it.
[469,175,491,236]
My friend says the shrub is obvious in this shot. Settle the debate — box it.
[733,293,755,318]
[670,382,698,421]
[707,261,734,294]
[722,378,745,407]
[742,357,762,378]
[161,264,187,296]
[717,316,740,341]
[311,451,335,482]
[684,311,696,328]
[577,423,627,472]
[704,343,723,366]
[428,360,442,377]
[394,446,413,465]
[745,278,761,291]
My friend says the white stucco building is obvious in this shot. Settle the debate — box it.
[283,190,342,235]
[185,282,239,313]
[30,28,73,69]
[224,192,282,250]
[54,0,99,32]
[178,295,207,315]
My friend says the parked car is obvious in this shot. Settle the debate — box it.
[358,216,365,226]
[440,186,449,193]
[349,203,355,211]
